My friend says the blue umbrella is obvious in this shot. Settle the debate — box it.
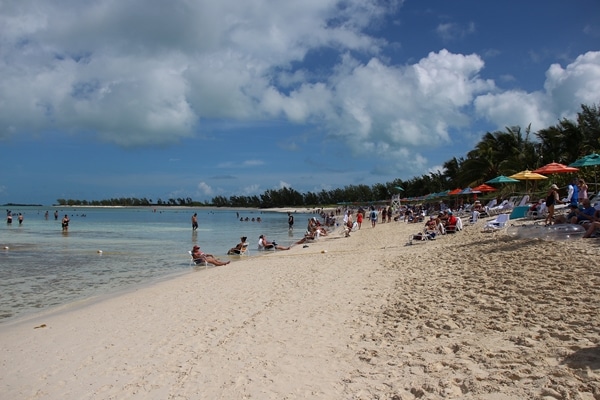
[569,153,600,167]
[570,153,600,192]
[486,175,519,184]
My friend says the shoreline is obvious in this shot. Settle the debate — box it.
[2,217,599,398]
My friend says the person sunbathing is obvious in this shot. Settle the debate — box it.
[227,236,249,255]
[424,216,438,238]
[258,234,290,250]
[192,245,230,266]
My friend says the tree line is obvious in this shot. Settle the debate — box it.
[58,104,600,208]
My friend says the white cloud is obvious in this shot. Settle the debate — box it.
[1,0,598,181]
[0,0,387,144]
[474,51,600,131]
[217,159,265,168]
[318,49,494,166]
[436,21,476,42]
[241,184,260,195]
[197,181,213,196]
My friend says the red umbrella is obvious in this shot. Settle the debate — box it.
[448,188,463,195]
[472,183,497,192]
[532,162,579,174]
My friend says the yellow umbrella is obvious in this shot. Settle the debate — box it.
[509,170,548,193]
[509,170,548,180]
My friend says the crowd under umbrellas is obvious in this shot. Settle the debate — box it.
[398,155,600,209]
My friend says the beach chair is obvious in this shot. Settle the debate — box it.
[228,242,249,256]
[446,217,463,233]
[483,213,509,232]
[518,195,530,206]
[408,230,435,245]
[189,251,209,268]
[526,202,547,220]
[469,210,480,224]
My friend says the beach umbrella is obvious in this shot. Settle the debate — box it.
[485,175,519,184]
[394,186,404,191]
[509,170,548,193]
[569,153,600,167]
[460,187,481,194]
[570,154,600,192]
[448,188,463,195]
[532,162,579,175]
[472,183,497,193]
[509,170,548,180]
[460,187,481,201]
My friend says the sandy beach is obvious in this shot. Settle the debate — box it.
[1,215,599,399]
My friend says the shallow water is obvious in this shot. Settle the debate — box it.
[0,206,319,322]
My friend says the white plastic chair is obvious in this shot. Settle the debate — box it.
[189,251,209,268]
[483,213,510,232]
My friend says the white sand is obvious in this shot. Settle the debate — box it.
[1,216,599,399]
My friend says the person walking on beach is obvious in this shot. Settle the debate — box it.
[356,210,363,229]
[544,184,562,226]
[61,214,70,231]
[191,213,198,231]
[369,206,378,228]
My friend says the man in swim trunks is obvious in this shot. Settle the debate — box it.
[191,213,198,231]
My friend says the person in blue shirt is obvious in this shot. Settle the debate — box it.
[567,177,579,207]
[568,198,598,224]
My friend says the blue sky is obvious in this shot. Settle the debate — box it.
[1,0,599,205]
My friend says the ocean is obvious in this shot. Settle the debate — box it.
[0,206,323,323]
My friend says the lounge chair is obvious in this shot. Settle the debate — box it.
[228,242,249,256]
[483,213,509,232]
[526,202,547,220]
[189,251,209,268]
[408,230,435,244]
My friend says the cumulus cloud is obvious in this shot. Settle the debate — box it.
[475,51,600,131]
[197,181,213,196]
[0,0,386,144]
[1,0,598,176]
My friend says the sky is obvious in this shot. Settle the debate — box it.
[1,0,599,205]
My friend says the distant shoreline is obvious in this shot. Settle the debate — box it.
[7,204,335,214]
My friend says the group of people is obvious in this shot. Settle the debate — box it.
[424,210,461,237]
[7,209,69,230]
[190,213,336,267]
[542,178,600,238]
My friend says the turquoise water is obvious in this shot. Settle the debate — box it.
[0,206,319,322]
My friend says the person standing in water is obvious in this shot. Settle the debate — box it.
[191,213,198,231]
[61,214,70,231]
